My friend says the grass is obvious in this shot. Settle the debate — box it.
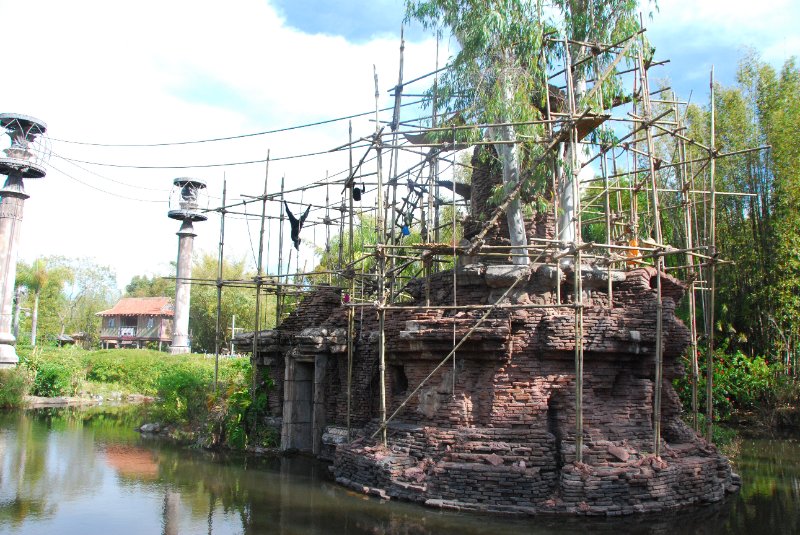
[13,345,275,450]
[18,345,232,398]
[0,366,34,408]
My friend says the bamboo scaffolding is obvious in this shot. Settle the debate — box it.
[191,24,758,467]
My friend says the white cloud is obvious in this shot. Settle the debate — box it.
[1,0,443,289]
[648,0,799,66]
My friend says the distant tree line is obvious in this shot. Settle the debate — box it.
[15,256,119,348]
[14,252,273,353]
[124,252,269,353]
[683,53,799,366]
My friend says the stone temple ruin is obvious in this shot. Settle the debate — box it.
[237,145,740,516]
[219,25,761,516]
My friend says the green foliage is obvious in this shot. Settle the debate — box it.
[16,257,73,347]
[125,272,175,298]
[155,362,213,424]
[83,349,169,395]
[206,359,276,450]
[406,0,546,130]
[16,256,118,348]
[675,347,783,422]
[404,0,647,253]
[0,367,33,408]
[686,413,741,457]
[314,213,380,276]
[698,54,800,361]
[16,346,274,449]
[21,348,85,397]
[188,253,259,353]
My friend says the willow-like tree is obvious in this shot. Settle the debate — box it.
[405,0,642,261]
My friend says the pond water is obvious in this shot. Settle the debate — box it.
[0,407,798,535]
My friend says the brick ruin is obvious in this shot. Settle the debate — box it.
[238,147,740,516]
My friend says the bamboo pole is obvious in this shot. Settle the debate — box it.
[213,176,227,393]
[638,44,665,457]
[389,29,405,302]
[325,177,331,284]
[252,152,270,392]
[276,177,285,326]
[347,120,355,441]
[374,66,388,447]
[675,93,700,432]
[706,68,717,444]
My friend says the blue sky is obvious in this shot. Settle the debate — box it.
[271,0,424,42]
[1,0,797,289]
[273,0,798,99]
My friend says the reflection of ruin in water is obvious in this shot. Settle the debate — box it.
[0,407,797,534]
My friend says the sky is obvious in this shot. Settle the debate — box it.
[2,0,797,292]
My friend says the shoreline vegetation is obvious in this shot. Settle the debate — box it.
[1,345,799,456]
[0,346,276,451]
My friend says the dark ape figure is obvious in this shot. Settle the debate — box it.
[284,201,311,250]
[436,179,472,199]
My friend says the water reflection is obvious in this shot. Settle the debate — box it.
[0,410,105,528]
[0,407,798,534]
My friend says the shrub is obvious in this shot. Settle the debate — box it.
[16,346,275,447]
[156,363,213,424]
[206,358,275,450]
[22,349,85,397]
[0,366,33,407]
[83,350,167,395]
[675,347,784,421]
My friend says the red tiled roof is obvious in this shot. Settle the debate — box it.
[96,297,174,317]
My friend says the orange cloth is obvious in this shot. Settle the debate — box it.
[627,238,639,268]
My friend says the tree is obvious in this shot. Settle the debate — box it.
[125,272,175,298]
[16,257,119,348]
[405,0,643,262]
[16,259,71,347]
[670,53,800,365]
[749,56,800,363]
[550,0,641,245]
[55,258,119,347]
[188,253,259,353]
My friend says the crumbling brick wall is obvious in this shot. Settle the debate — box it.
[242,263,736,515]
[241,143,737,515]
[329,263,737,515]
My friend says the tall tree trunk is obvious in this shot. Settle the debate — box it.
[488,125,529,265]
[12,286,22,341]
[31,291,39,348]
[487,66,529,266]
[557,78,588,252]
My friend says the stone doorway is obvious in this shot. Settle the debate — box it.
[281,355,327,454]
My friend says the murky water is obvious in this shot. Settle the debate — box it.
[0,407,798,534]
